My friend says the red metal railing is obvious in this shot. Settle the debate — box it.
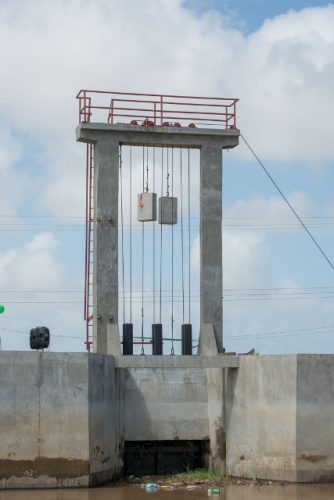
[76,90,238,129]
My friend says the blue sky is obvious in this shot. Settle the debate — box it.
[185,0,332,31]
[0,0,334,355]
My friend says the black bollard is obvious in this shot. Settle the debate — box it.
[181,324,192,355]
[123,323,133,355]
[152,324,163,355]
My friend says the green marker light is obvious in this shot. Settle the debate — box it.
[0,305,5,314]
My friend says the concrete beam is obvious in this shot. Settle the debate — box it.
[112,355,239,369]
[76,123,240,149]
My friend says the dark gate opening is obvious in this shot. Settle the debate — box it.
[124,440,209,475]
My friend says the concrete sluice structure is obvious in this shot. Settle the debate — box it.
[1,93,334,487]
[1,348,334,487]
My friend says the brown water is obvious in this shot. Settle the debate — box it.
[1,484,334,500]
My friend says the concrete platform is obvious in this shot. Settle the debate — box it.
[76,122,240,149]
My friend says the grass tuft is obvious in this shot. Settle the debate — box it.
[173,468,223,482]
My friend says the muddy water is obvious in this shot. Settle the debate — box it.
[1,484,334,500]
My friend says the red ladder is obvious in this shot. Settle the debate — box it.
[84,144,94,351]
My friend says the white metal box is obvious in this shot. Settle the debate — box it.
[137,192,157,222]
[158,197,178,225]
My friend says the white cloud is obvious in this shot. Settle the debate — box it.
[0,1,333,216]
[225,191,313,224]
[232,5,334,164]
[0,124,30,216]
[0,233,85,351]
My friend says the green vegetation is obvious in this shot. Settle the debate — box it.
[173,468,224,482]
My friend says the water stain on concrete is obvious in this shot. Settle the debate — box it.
[0,457,89,480]
[297,454,328,463]
[214,422,226,460]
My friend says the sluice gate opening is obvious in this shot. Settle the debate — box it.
[124,440,209,475]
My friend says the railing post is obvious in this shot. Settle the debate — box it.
[88,97,92,123]
[160,95,163,125]
[83,91,86,122]
[109,99,114,124]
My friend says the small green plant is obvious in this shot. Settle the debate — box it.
[174,468,223,482]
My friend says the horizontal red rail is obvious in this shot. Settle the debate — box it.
[76,90,238,129]
[132,341,153,345]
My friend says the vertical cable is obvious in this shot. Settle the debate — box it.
[153,147,156,324]
[180,149,185,324]
[166,148,170,197]
[188,148,191,323]
[129,147,133,323]
[146,145,149,192]
[141,147,145,354]
[119,146,125,324]
[159,147,164,323]
[171,147,174,355]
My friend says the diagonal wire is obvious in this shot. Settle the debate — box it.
[241,133,334,272]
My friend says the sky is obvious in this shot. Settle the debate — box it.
[0,0,334,354]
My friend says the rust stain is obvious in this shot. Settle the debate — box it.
[0,457,89,480]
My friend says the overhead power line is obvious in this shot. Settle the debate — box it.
[0,327,82,340]
[225,324,334,341]
[241,133,334,272]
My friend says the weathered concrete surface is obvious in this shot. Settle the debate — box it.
[124,367,209,441]
[2,352,334,487]
[0,352,123,489]
[88,354,124,486]
[226,355,334,483]
[200,324,226,472]
[296,355,334,482]
[226,355,298,482]
[0,352,90,488]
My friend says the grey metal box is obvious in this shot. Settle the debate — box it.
[137,192,157,222]
[158,197,178,225]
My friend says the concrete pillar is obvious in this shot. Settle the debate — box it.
[200,324,226,473]
[200,143,223,352]
[93,139,119,354]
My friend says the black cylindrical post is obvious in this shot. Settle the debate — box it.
[152,324,163,355]
[123,323,133,355]
[182,324,192,355]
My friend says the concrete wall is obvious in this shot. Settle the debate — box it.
[0,352,123,489]
[296,355,334,482]
[226,355,298,482]
[2,352,334,487]
[226,355,334,483]
[88,354,124,486]
[0,352,90,488]
[124,367,209,441]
